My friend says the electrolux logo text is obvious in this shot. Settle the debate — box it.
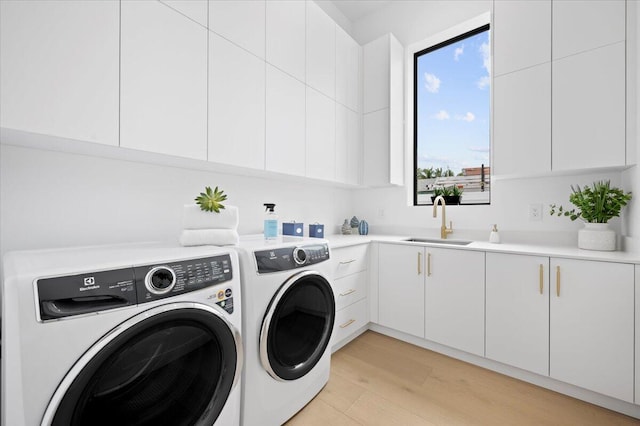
[81,276,99,291]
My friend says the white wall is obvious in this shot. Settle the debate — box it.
[0,143,352,256]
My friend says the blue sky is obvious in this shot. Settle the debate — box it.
[416,29,490,174]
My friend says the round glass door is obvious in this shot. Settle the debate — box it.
[44,303,241,426]
[260,271,335,381]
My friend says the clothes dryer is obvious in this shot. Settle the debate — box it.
[2,243,242,426]
[235,237,334,426]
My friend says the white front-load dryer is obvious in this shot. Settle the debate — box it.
[1,243,243,426]
[235,237,335,426]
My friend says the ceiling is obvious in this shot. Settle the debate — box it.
[330,0,393,22]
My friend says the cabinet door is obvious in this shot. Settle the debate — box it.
[363,34,390,114]
[265,0,305,82]
[306,0,335,99]
[636,265,640,405]
[209,0,265,59]
[161,0,207,27]
[486,253,549,376]
[550,258,634,402]
[552,0,625,60]
[425,248,484,356]
[265,65,305,176]
[305,88,335,181]
[336,104,361,185]
[552,43,625,171]
[493,63,551,175]
[493,0,550,76]
[0,0,119,146]
[121,1,207,159]
[378,244,425,338]
[209,33,265,169]
[336,26,361,112]
[362,109,389,186]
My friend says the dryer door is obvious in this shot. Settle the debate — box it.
[42,303,242,426]
[260,271,335,381]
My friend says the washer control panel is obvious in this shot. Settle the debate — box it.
[255,243,330,274]
[36,254,234,321]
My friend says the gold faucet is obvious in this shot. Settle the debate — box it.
[432,195,453,239]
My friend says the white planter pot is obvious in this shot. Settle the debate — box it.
[578,223,616,251]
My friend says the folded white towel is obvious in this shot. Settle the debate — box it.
[179,229,240,247]
[183,204,239,230]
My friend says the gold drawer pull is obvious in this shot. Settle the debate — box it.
[556,266,560,297]
[339,289,356,297]
[427,253,431,276]
[418,252,422,275]
[539,264,544,295]
[339,319,356,329]
[339,259,357,265]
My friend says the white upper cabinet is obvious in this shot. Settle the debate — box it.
[0,0,119,146]
[209,33,265,169]
[336,104,361,185]
[266,65,306,177]
[161,0,207,27]
[121,0,207,160]
[493,0,551,77]
[550,258,634,402]
[493,63,551,175]
[306,88,336,181]
[486,253,550,376]
[209,0,265,59]
[266,0,306,82]
[362,33,404,187]
[336,25,362,112]
[552,42,625,171]
[552,0,625,60]
[306,0,336,99]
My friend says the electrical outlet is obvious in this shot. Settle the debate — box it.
[529,204,542,221]
[378,208,385,218]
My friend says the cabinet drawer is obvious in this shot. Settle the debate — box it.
[332,298,368,346]
[333,271,366,311]
[331,244,369,279]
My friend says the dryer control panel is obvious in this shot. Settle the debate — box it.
[36,254,233,321]
[255,243,330,274]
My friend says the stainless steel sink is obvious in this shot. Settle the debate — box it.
[404,238,472,246]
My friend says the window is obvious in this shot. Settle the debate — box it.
[414,24,491,205]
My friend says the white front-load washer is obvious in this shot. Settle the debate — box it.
[1,243,243,426]
[235,236,335,426]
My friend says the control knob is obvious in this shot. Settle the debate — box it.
[145,266,177,295]
[293,247,307,265]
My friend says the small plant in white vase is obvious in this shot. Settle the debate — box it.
[549,180,632,251]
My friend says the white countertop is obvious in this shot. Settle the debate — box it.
[324,234,640,264]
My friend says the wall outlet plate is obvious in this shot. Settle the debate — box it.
[529,204,542,221]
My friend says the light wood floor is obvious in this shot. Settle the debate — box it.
[287,331,639,425]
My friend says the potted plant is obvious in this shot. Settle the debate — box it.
[431,185,463,205]
[549,180,632,251]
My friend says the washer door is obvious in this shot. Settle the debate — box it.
[260,271,335,381]
[42,303,242,426]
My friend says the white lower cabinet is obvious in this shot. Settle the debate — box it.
[486,253,550,376]
[331,245,369,350]
[378,244,425,338]
[425,248,484,356]
[549,258,634,402]
[636,265,640,405]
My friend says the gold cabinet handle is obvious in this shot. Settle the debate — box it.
[339,259,357,265]
[539,264,544,295]
[339,289,356,297]
[418,252,422,275]
[427,253,431,276]
[339,319,356,329]
[556,266,560,297]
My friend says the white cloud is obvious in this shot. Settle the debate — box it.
[477,75,490,89]
[424,73,440,93]
[433,110,450,120]
[480,41,491,74]
[454,45,464,61]
[468,146,489,153]
[456,112,475,122]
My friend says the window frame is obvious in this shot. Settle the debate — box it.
[409,17,492,207]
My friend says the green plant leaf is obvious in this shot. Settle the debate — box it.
[195,186,228,213]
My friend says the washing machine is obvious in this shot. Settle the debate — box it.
[1,243,243,426]
[235,236,335,426]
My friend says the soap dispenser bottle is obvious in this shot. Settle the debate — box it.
[263,203,278,240]
[489,224,500,244]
